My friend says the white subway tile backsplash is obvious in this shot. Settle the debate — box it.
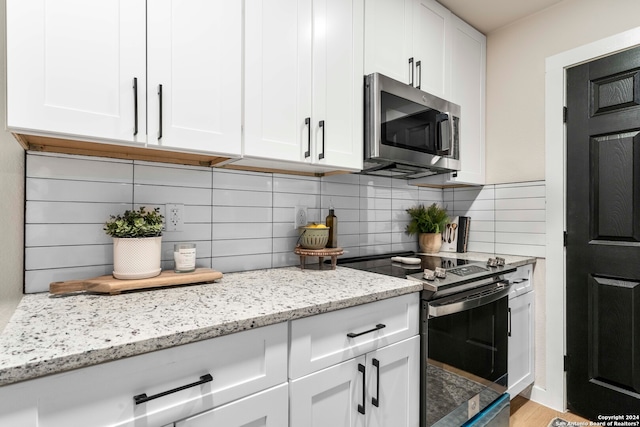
[26,245,112,270]
[213,253,272,273]
[495,221,545,234]
[26,201,132,224]
[27,154,133,182]
[213,189,272,207]
[134,164,211,188]
[28,179,133,203]
[273,192,319,208]
[213,206,273,223]
[273,174,319,194]
[23,153,548,293]
[25,265,114,293]
[26,224,111,247]
[134,184,212,206]
[213,169,273,191]
[496,209,546,222]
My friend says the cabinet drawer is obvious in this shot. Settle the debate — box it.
[507,264,534,298]
[289,293,419,379]
[4,322,287,427]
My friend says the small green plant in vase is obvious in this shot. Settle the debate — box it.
[104,207,164,279]
[405,203,449,253]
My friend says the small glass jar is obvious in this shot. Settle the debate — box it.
[174,243,196,273]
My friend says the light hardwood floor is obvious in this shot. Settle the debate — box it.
[510,396,591,426]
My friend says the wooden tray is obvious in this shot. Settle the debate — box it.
[49,268,223,295]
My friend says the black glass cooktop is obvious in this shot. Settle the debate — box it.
[335,252,470,279]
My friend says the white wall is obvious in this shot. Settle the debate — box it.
[0,0,25,331]
[485,0,640,184]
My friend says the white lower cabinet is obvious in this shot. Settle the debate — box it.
[174,383,288,427]
[507,264,535,398]
[0,295,420,427]
[508,290,535,398]
[0,323,287,427]
[290,336,419,427]
[289,293,420,427]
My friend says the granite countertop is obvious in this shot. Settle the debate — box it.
[0,266,422,387]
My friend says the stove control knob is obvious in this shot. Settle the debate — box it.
[423,269,436,281]
[487,258,498,267]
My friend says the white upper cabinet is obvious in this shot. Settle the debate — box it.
[6,0,146,143]
[244,0,312,163]
[412,0,451,99]
[364,0,450,98]
[447,15,486,185]
[147,0,241,155]
[363,0,413,85]
[7,0,242,157]
[244,0,363,171]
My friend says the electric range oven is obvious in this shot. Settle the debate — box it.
[336,252,514,427]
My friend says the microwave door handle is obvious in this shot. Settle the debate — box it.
[438,113,451,155]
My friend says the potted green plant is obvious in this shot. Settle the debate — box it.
[104,207,164,279]
[405,203,449,253]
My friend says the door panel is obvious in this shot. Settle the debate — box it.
[147,0,241,155]
[6,0,146,143]
[566,45,640,418]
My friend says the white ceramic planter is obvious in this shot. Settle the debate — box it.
[112,236,162,280]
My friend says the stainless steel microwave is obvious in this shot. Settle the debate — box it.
[363,73,461,179]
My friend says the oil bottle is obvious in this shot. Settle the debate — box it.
[326,206,338,248]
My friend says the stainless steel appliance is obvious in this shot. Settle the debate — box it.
[336,252,514,427]
[363,73,461,179]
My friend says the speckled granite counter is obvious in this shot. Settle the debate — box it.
[0,266,422,387]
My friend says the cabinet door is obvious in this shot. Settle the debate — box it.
[290,357,366,427]
[244,0,312,162]
[508,291,535,398]
[363,0,413,84]
[6,0,146,143]
[175,383,288,427]
[311,0,364,171]
[147,0,241,155]
[412,0,451,99]
[447,15,486,185]
[366,336,420,427]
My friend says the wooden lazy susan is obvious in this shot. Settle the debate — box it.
[294,246,344,270]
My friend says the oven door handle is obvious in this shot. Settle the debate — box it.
[427,285,510,318]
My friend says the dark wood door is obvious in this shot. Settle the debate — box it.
[566,46,640,419]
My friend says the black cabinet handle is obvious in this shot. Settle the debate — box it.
[508,307,512,337]
[133,373,213,405]
[416,60,422,89]
[347,323,386,339]
[305,117,311,158]
[358,363,365,415]
[318,120,325,160]
[372,358,380,407]
[157,84,163,140]
[409,57,414,86]
[133,77,138,136]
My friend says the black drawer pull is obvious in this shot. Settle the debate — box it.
[347,323,386,339]
[358,363,366,415]
[372,358,380,407]
[133,373,213,405]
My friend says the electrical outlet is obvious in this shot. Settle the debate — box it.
[166,204,184,232]
[294,205,307,229]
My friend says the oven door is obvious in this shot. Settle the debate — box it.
[424,283,510,427]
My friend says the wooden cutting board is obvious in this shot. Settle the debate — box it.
[49,268,223,295]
